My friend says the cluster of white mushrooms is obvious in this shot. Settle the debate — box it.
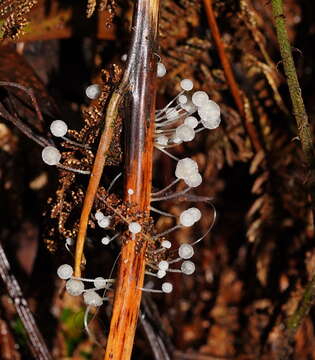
[55,61,218,305]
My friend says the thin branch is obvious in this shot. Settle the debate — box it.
[0,242,52,360]
[270,0,315,349]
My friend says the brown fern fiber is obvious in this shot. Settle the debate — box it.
[203,0,263,153]
[74,90,123,277]
[104,0,159,357]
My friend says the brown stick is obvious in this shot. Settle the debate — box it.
[104,0,159,358]
[203,0,263,153]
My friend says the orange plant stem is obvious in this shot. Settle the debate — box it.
[104,0,159,358]
[74,90,123,276]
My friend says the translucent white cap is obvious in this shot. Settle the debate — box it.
[178,94,188,104]
[94,277,107,289]
[175,124,195,142]
[156,135,168,146]
[162,282,173,293]
[85,84,101,100]
[161,240,171,249]
[157,62,166,78]
[185,173,202,188]
[165,107,179,121]
[57,264,73,280]
[197,100,220,121]
[192,91,209,107]
[95,210,104,221]
[181,101,197,114]
[42,146,61,166]
[180,79,193,91]
[157,270,166,278]
[188,207,202,222]
[178,243,194,259]
[98,216,111,228]
[179,209,195,227]
[50,120,68,137]
[181,260,195,275]
[66,279,84,296]
[158,260,169,271]
[184,116,198,129]
[129,222,141,234]
[101,236,111,245]
[83,290,103,307]
[201,115,221,130]
[66,238,74,246]
[175,158,199,180]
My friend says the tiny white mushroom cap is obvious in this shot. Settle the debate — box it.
[94,277,107,289]
[185,172,202,188]
[157,62,166,77]
[50,120,68,137]
[175,158,199,180]
[178,94,188,104]
[197,100,220,120]
[192,91,209,107]
[66,238,74,246]
[188,207,202,222]
[201,115,221,130]
[175,124,195,142]
[178,243,194,259]
[181,101,197,114]
[57,264,73,279]
[121,54,127,62]
[181,260,195,275]
[83,290,103,307]
[95,210,104,221]
[162,282,173,293]
[98,216,111,228]
[85,84,101,100]
[157,270,166,278]
[101,236,111,245]
[161,240,171,249]
[172,136,182,144]
[180,79,193,91]
[156,135,168,146]
[184,116,198,129]
[129,222,142,234]
[158,260,169,271]
[66,279,84,296]
[165,107,179,120]
[179,209,195,227]
[42,146,61,166]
